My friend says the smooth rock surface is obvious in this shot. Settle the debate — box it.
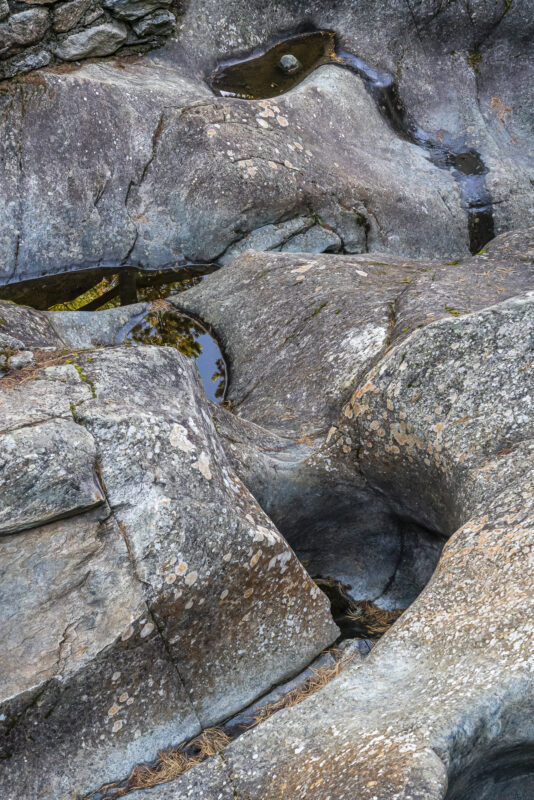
[153,278,534,800]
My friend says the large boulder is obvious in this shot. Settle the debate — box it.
[0,310,337,800]
[175,228,534,440]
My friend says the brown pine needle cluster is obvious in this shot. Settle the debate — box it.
[103,728,230,796]
[253,647,355,725]
[346,601,404,635]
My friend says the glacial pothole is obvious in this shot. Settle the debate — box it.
[445,744,534,800]
[208,29,495,255]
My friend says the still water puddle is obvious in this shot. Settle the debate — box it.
[0,265,227,403]
[125,310,227,403]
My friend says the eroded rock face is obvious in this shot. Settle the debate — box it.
[0,0,532,282]
[0,315,337,800]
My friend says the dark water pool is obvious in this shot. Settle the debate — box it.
[0,266,227,403]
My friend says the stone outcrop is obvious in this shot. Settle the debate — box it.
[141,231,533,800]
[0,0,533,797]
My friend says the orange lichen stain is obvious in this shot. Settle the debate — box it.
[351,381,378,403]
[351,402,369,418]
[343,405,353,419]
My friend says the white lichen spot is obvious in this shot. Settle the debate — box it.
[119,693,128,703]
[193,452,212,480]
[111,671,121,682]
[207,128,216,137]
[166,573,176,584]
[220,589,229,600]
[185,599,193,610]
[126,697,134,706]
[244,587,254,598]
[176,561,188,575]
[185,571,198,586]
[112,720,123,733]
[277,115,288,126]
[169,424,195,453]
[223,552,232,562]
[121,625,134,642]
[257,117,270,128]
[250,550,262,567]
[108,704,119,716]
[140,622,154,639]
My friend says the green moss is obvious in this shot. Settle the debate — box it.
[73,363,97,397]
[446,259,462,266]
[476,247,487,255]
[467,49,482,74]
[445,304,462,317]
[311,303,327,317]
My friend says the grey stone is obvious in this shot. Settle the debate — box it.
[175,229,534,440]
[0,419,105,534]
[132,8,175,37]
[128,756,235,800]
[52,0,92,32]
[0,340,337,799]
[0,47,50,78]
[6,348,34,369]
[279,52,301,74]
[0,8,49,55]
[162,291,534,800]
[0,0,9,22]
[218,216,314,265]
[102,0,171,21]
[0,0,533,275]
[0,507,200,800]
[53,20,127,60]
[280,223,342,254]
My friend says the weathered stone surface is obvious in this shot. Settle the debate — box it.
[52,0,92,32]
[102,0,171,20]
[0,507,201,800]
[0,0,9,22]
[0,0,533,272]
[175,228,534,440]
[129,755,235,800]
[53,20,127,60]
[0,418,104,533]
[0,331,337,799]
[132,8,175,37]
[155,287,534,800]
[0,47,50,77]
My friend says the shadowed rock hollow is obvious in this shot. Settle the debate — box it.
[0,2,533,799]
